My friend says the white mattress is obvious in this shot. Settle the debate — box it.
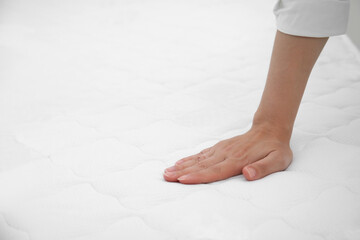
[1,1,360,239]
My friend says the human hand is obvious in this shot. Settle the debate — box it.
[163,126,293,184]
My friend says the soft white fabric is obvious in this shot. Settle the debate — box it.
[1,1,360,240]
[273,0,350,37]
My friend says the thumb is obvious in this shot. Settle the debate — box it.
[242,150,292,181]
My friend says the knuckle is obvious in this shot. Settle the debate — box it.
[195,154,204,162]
[175,164,185,170]
[202,148,215,158]
[197,161,208,169]
[175,160,185,167]
[200,147,211,154]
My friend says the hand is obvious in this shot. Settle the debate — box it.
[163,126,293,184]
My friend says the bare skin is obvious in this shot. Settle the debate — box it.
[163,30,329,184]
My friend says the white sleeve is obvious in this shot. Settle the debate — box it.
[273,0,350,38]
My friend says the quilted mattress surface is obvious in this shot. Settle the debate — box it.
[1,0,360,239]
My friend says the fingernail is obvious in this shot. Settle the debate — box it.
[246,167,256,178]
[165,166,177,172]
[177,175,189,181]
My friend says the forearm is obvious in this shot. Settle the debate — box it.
[251,30,328,142]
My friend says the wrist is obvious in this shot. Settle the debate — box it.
[250,113,293,143]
